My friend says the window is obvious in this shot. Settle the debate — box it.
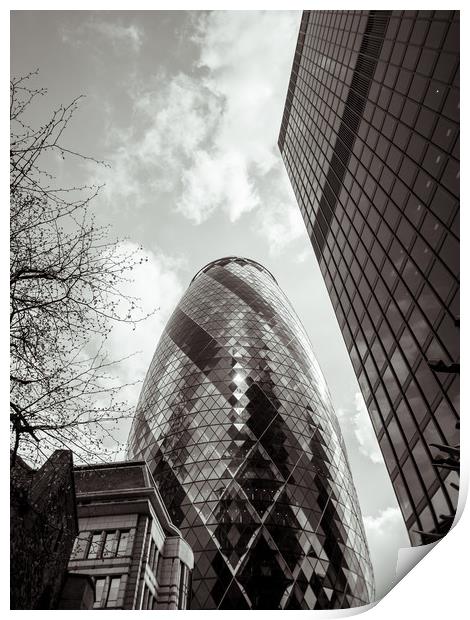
[93,576,122,609]
[148,539,159,574]
[397,18,412,43]
[443,88,460,123]
[416,107,436,139]
[412,441,435,488]
[402,45,419,71]
[409,74,428,103]
[88,533,102,559]
[383,366,400,406]
[102,531,117,558]
[433,398,459,445]
[401,258,422,295]
[429,261,454,300]
[142,585,157,609]
[401,99,419,126]
[438,233,459,278]
[405,195,424,227]
[393,473,413,520]
[405,378,428,426]
[417,49,438,77]
[407,133,426,164]
[411,238,432,274]
[94,578,106,609]
[142,587,150,610]
[73,529,130,561]
[106,577,121,608]
[116,531,130,557]
[398,157,416,187]
[178,563,191,610]
[70,532,89,560]
[425,20,447,49]
[391,347,409,385]
[402,455,425,505]
[396,398,417,442]
[432,117,457,151]
[399,328,420,367]
[418,506,435,531]
[141,585,157,609]
[430,487,451,520]
[418,284,441,325]
[379,433,396,473]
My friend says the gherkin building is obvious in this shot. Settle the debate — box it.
[127,257,374,609]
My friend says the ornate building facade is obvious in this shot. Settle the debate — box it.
[67,461,194,610]
[127,256,374,609]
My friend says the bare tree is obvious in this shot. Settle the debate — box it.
[10,71,150,466]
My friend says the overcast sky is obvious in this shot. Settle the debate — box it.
[11,10,410,598]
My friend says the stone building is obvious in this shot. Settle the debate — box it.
[68,460,194,609]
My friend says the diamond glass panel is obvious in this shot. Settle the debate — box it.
[127,257,374,609]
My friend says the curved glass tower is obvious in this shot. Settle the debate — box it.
[127,257,374,609]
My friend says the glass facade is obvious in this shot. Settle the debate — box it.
[279,10,459,545]
[127,256,374,609]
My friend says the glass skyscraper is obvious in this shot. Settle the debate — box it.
[127,257,374,609]
[279,10,459,545]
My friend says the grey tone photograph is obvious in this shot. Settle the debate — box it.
[10,9,459,610]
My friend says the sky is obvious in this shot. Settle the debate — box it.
[11,9,410,598]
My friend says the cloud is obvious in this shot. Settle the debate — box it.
[97,145,144,206]
[254,171,306,255]
[363,506,410,599]
[86,21,143,52]
[61,18,144,53]
[338,392,383,464]
[294,247,313,264]
[364,506,403,535]
[90,71,224,210]
[178,11,302,233]
[178,149,259,223]
[353,392,384,464]
[133,73,223,163]
[105,241,184,384]
[92,242,185,452]
[91,11,304,252]
[193,11,295,172]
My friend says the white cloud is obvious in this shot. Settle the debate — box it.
[295,247,313,264]
[91,242,184,451]
[337,391,383,464]
[256,196,306,255]
[364,506,403,535]
[134,73,223,163]
[87,21,143,52]
[353,392,384,464]
[97,145,143,206]
[177,11,302,230]
[91,72,223,210]
[178,149,259,224]
[193,11,295,172]
[62,19,144,53]
[92,11,304,250]
[105,241,184,386]
[364,506,410,599]
[254,170,306,254]
[68,241,184,460]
